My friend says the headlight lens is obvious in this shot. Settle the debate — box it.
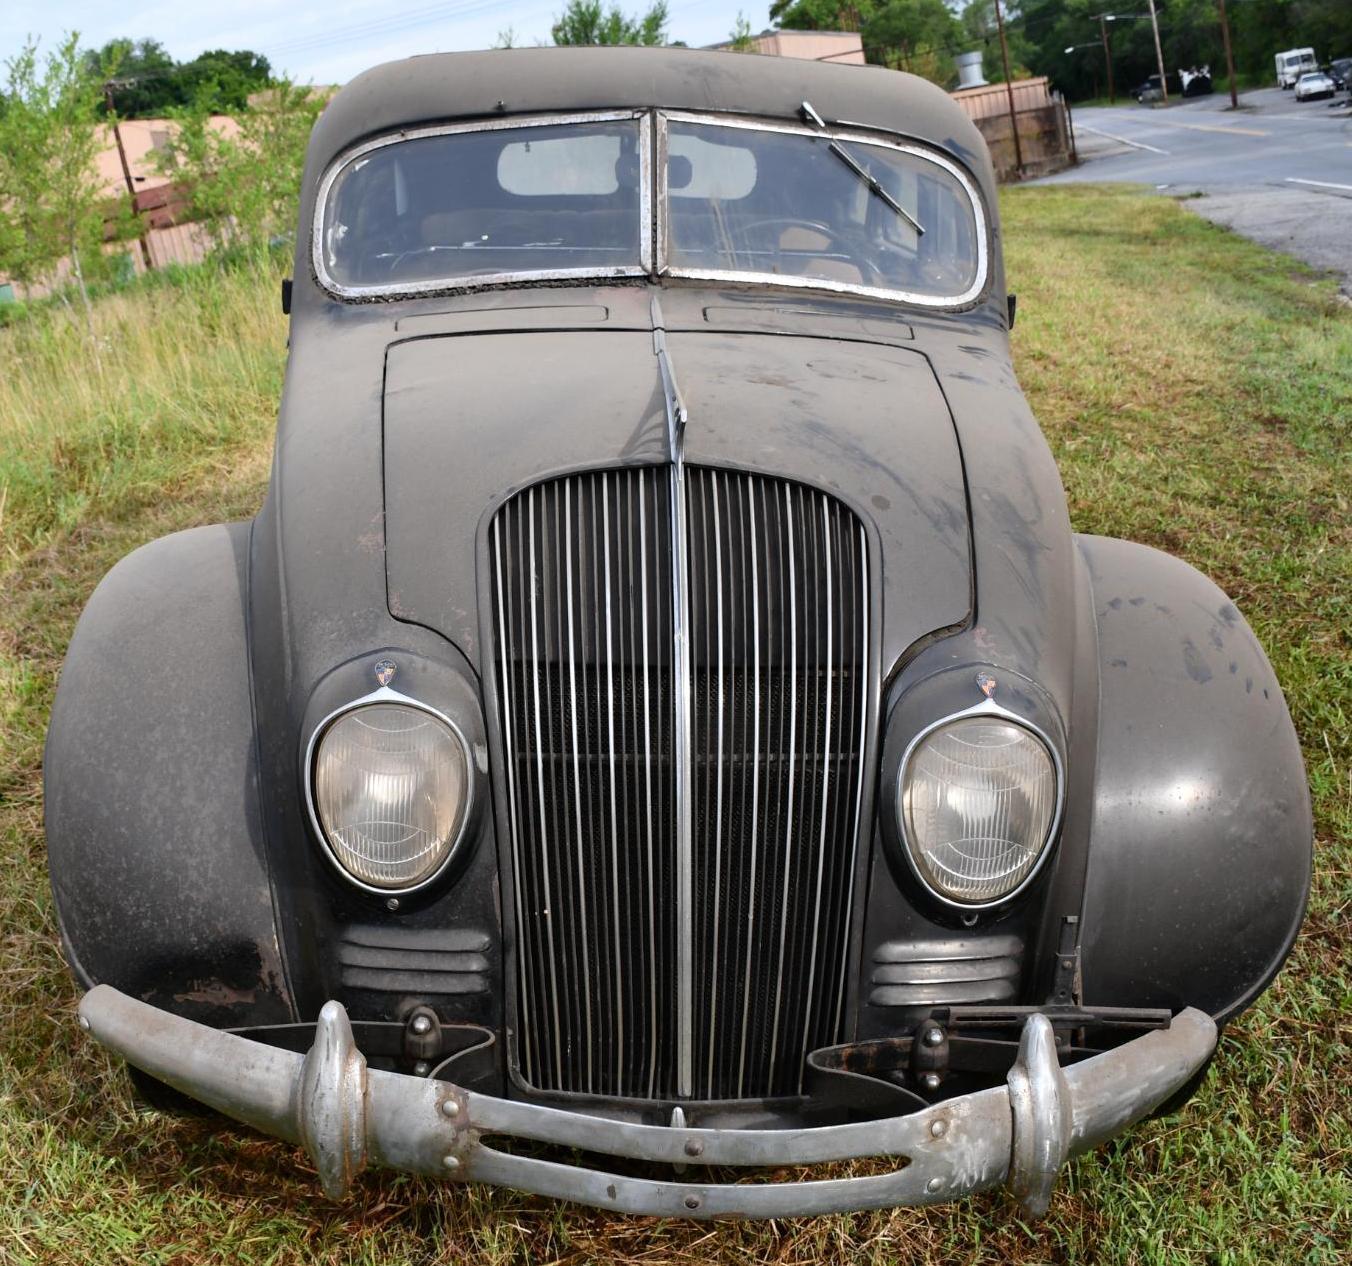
[901,716,1057,904]
[312,702,469,890]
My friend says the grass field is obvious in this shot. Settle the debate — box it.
[1,185,1348,1264]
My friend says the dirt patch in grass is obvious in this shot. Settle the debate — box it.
[1,190,1349,1263]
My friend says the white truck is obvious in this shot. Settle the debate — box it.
[1276,48,1317,88]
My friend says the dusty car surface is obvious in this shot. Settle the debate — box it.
[47,47,1311,1219]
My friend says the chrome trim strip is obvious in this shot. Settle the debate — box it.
[493,528,538,1080]
[800,496,834,1062]
[600,473,628,1085]
[656,110,989,309]
[301,684,476,898]
[836,520,870,1035]
[527,489,566,1085]
[736,478,762,1099]
[312,110,649,301]
[562,479,594,1094]
[705,471,727,1097]
[637,473,660,1098]
[766,485,799,1088]
[895,697,1068,912]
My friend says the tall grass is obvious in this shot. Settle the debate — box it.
[0,259,286,556]
[0,187,1349,1264]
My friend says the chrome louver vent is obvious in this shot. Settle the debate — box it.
[491,466,869,1101]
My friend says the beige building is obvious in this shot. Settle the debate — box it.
[711,30,866,64]
[1,115,238,300]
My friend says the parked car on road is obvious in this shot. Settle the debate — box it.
[1130,72,1166,103]
[1179,65,1214,97]
[1327,57,1352,91]
[1295,71,1336,101]
[48,46,1312,1221]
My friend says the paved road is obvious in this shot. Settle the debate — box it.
[1037,88,1352,294]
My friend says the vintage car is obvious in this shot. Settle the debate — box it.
[48,47,1311,1219]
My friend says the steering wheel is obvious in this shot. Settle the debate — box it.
[733,217,839,250]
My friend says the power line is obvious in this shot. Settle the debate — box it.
[262,0,524,60]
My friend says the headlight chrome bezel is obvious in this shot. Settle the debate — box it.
[896,698,1065,911]
[303,685,476,896]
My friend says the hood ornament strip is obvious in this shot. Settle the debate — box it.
[651,293,694,1097]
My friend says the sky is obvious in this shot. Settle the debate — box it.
[1,0,773,87]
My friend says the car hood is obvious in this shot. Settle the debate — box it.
[383,329,972,673]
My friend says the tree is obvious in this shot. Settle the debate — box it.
[959,0,1035,82]
[84,38,272,117]
[178,49,272,113]
[85,38,177,115]
[729,13,759,51]
[0,34,114,335]
[863,0,964,81]
[551,0,670,45]
[154,79,329,259]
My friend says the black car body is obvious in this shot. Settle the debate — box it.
[48,48,1311,1219]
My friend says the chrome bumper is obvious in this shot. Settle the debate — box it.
[78,986,1216,1219]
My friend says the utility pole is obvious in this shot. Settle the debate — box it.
[104,82,153,271]
[1098,15,1115,104]
[993,0,1025,176]
[1146,0,1168,103]
[1217,0,1239,109]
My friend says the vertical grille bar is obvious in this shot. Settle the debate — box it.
[492,466,868,1102]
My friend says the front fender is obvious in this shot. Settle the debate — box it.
[44,522,294,1026]
[1077,535,1311,1023]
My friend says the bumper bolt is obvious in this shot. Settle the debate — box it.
[410,1014,433,1036]
[441,1099,460,1119]
[921,1072,941,1091]
[926,1176,944,1194]
[924,1027,943,1047]
[684,1195,700,1210]
[443,1154,460,1171]
[684,1139,703,1158]
[78,1016,90,1031]
[930,1119,948,1138]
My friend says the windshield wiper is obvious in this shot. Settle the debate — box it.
[800,100,925,238]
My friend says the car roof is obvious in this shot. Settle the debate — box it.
[302,47,995,206]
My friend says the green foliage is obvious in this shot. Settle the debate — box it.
[961,0,1036,81]
[551,0,670,45]
[769,0,967,85]
[0,34,115,308]
[153,81,328,260]
[729,12,759,52]
[84,37,273,116]
[771,0,1349,98]
[864,0,964,81]
[997,0,1350,102]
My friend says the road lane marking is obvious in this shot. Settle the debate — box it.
[1124,116,1270,137]
[1074,123,1169,154]
[1286,177,1352,192]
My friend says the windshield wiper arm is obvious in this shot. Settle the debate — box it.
[800,100,925,237]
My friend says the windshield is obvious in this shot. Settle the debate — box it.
[319,115,648,291]
[664,118,981,302]
[316,111,986,306]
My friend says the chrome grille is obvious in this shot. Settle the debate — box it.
[491,466,869,1101]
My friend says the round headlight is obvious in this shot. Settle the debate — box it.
[900,714,1058,905]
[311,701,470,891]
